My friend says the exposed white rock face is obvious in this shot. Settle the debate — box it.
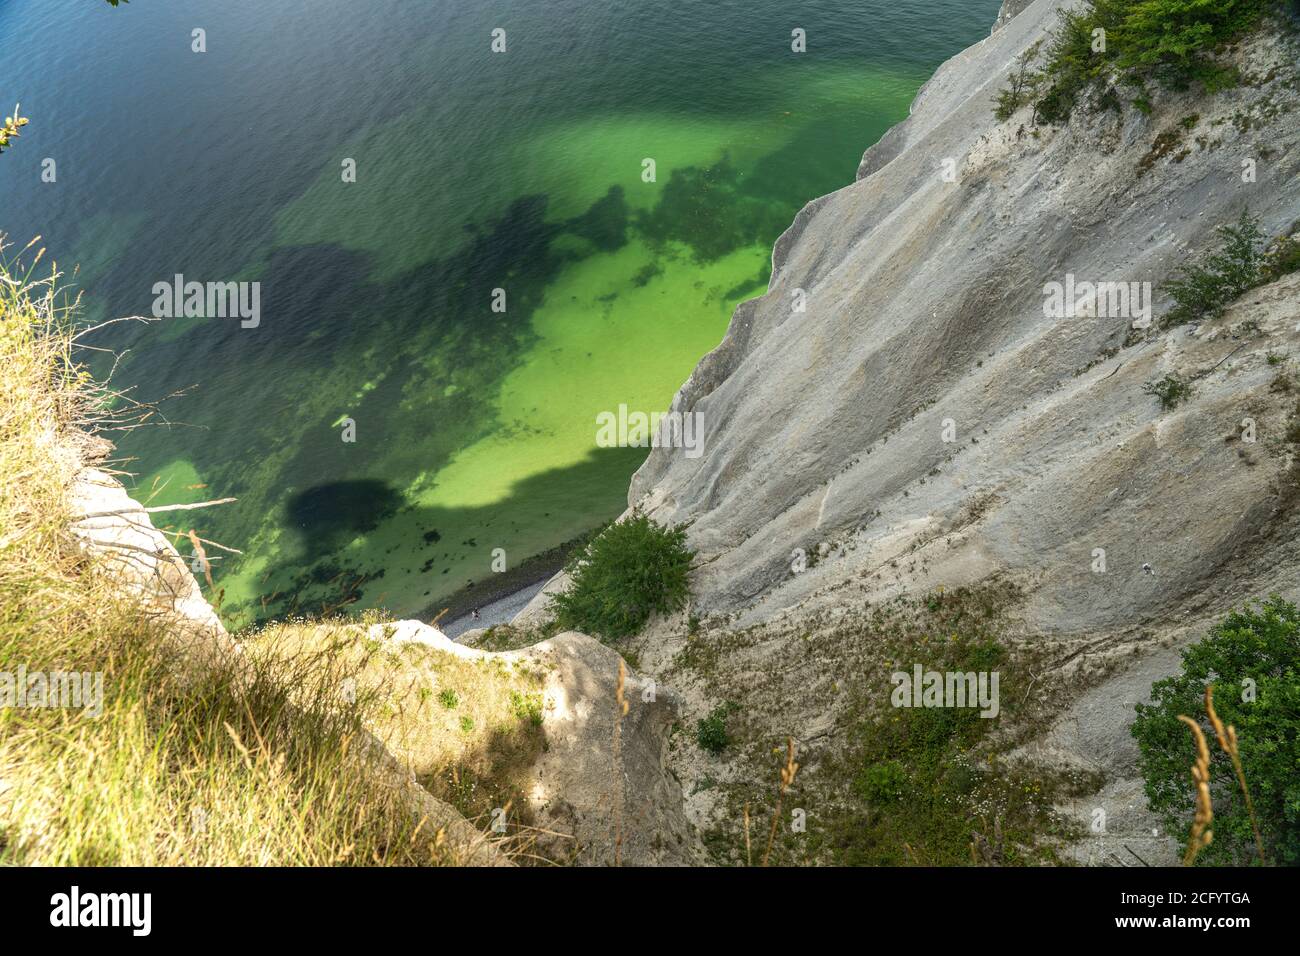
[369,621,702,865]
[524,630,701,865]
[992,0,1038,35]
[631,1,1300,635]
[606,2,1299,862]
[69,469,509,865]
[68,467,233,663]
[511,569,571,630]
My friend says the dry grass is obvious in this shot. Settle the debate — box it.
[761,738,798,867]
[0,248,482,865]
[1177,685,1268,867]
[1205,687,1268,864]
[1176,714,1215,866]
[249,618,550,843]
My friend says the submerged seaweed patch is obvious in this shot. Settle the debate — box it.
[637,157,792,263]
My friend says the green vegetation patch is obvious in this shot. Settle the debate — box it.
[996,0,1278,124]
[549,511,695,641]
[816,609,1072,866]
[696,704,732,754]
[253,617,550,849]
[692,586,1094,866]
[1133,596,1300,866]
[1143,373,1193,410]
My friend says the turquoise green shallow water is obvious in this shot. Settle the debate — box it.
[1,0,998,626]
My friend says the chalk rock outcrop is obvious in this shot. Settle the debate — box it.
[368,620,701,865]
[70,468,508,865]
[69,467,233,664]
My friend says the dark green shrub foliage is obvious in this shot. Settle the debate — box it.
[1107,0,1269,78]
[1142,374,1192,409]
[854,759,908,804]
[996,0,1276,123]
[696,704,730,754]
[1163,212,1267,326]
[1035,9,1103,124]
[1132,597,1300,865]
[549,511,694,640]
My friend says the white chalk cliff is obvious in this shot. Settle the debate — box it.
[523,0,1300,862]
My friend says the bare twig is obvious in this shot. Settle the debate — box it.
[72,314,160,341]
[73,497,236,521]
[1124,844,1151,867]
[1208,342,1246,373]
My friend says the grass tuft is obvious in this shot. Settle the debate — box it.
[0,249,476,865]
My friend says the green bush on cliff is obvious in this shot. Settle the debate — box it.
[695,704,731,754]
[1162,211,1268,327]
[1132,597,1300,865]
[550,511,694,640]
[997,0,1276,124]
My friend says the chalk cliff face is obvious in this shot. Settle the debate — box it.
[612,0,1300,861]
[630,0,1300,636]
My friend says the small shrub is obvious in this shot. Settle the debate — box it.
[437,688,459,709]
[1163,212,1268,327]
[509,690,543,727]
[549,510,694,640]
[994,40,1045,120]
[1143,374,1192,409]
[1263,233,1300,280]
[1032,9,1102,124]
[696,705,730,754]
[855,759,908,804]
[1132,597,1300,865]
